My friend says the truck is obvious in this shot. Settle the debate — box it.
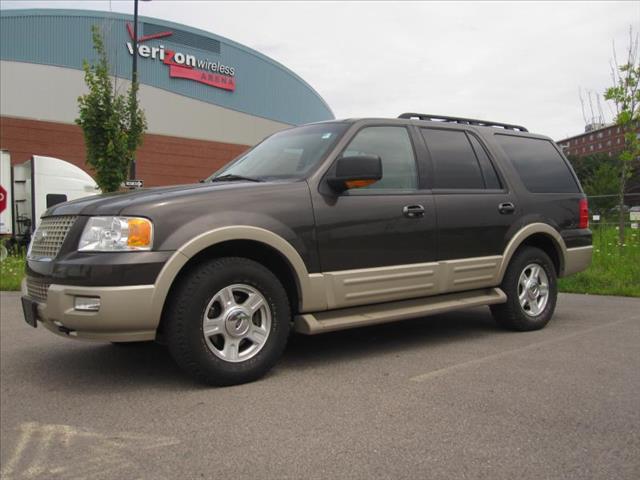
[0,151,100,255]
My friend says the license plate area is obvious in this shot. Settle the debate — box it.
[21,296,40,328]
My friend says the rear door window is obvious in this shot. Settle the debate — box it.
[496,135,580,193]
[420,129,485,189]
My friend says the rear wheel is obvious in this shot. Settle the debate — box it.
[491,246,557,331]
[166,257,291,386]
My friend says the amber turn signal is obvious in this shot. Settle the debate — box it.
[344,179,378,189]
[127,218,153,248]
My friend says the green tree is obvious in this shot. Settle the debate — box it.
[604,27,639,245]
[567,152,612,185]
[583,162,621,214]
[76,25,146,192]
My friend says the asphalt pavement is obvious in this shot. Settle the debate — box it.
[1,291,639,479]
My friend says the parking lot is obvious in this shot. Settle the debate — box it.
[1,291,639,479]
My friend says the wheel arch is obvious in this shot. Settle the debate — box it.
[150,226,320,335]
[498,223,567,282]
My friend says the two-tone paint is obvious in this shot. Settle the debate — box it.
[25,118,592,341]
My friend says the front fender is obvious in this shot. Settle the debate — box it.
[148,226,328,325]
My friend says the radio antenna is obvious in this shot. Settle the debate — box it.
[579,88,588,125]
[596,95,606,124]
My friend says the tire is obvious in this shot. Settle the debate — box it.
[490,246,557,331]
[165,257,291,386]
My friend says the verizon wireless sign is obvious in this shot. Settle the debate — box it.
[125,23,236,91]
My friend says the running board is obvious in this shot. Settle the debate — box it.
[294,288,506,335]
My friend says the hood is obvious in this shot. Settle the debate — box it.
[44,180,297,217]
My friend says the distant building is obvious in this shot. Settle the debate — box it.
[0,9,334,186]
[557,123,639,158]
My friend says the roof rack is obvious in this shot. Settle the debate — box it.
[398,113,528,132]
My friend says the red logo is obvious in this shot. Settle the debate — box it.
[126,23,236,92]
[126,23,172,43]
[0,185,7,213]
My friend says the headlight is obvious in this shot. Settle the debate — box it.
[78,217,153,252]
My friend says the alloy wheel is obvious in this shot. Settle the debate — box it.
[517,263,550,317]
[202,284,271,363]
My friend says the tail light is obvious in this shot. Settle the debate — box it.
[579,198,589,229]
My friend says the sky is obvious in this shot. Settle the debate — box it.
[1,1,639,140]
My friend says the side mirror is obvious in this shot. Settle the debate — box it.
[327,155,382,192]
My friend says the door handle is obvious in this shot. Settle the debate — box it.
[403,204,425,218]
[498,202,515,214]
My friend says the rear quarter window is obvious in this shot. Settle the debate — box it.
[496,135,580,193]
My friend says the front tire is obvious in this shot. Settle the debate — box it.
[491,246,557,331]
[165,257,291,386]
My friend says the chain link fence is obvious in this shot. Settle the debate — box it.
[587,192,640,228]
[585,193,640,261]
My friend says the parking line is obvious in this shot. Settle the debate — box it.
[410,316,639,383]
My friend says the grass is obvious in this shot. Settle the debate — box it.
[558,225,640,297]
[1,226,638,297]
[0,254,25,291]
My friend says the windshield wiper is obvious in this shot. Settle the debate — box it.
[210,174,263,183]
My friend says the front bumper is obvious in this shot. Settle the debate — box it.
[22,280,158,342]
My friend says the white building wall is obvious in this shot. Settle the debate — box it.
[0,60,291,146]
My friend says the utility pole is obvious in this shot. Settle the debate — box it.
[129,0,139,180]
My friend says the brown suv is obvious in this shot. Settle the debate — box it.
[22,113,592,385]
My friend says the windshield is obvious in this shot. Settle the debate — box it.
[209,123,348,181]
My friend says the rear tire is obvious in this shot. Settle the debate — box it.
[165,257,291,386]
[491,246,557,331]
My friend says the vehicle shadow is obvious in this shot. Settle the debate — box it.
[18,341,196,392]
[19,306,501,391]
[283,306,501,368]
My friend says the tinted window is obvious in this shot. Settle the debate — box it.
[496,135,579,193]
[421,129,484,189]
[343,126,417,190]
[468,134,501,189]
[211,123,348,180]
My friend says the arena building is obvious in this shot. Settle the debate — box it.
[0,9,334,186]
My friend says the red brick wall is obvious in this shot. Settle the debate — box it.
[557,124,638,158]
[0,116,250,186]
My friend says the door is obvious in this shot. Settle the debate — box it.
[419,127,519,289]
[311,125,438,309]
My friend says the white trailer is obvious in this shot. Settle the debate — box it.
[1,152,100,250]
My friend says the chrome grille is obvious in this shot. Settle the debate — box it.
[26,277,50,303]
[28,216,77,261]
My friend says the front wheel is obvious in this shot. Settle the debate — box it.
[165,257,291,386]
[491,246,557,331]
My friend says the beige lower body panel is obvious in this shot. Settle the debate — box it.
[295,287,506,335]
[318,256,503,311]
[24,239,587,341]
[562,246,593,277]
[24,281,158,342]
